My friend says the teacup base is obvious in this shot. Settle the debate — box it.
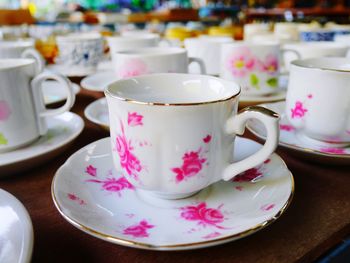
[137,189,200,200]
[296,132,350,148]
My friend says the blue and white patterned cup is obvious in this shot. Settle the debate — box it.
[56,33,104,75]
[299,29,335,42]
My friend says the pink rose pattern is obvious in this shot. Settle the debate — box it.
[114,121,143,180]
[85,165,97,177]
[202,232,221,239]
[171,135,211,183]
[0,101,11,121]
[261,204,275,211]
[128,112,143,127]
[180,202,226,229]
[258,54,279,75]
[319,147,346,154]
[290,94,313,119]
[67,193,86,205]
[123,220,154,238]
[117,59,148,79]
[280,124,295,132]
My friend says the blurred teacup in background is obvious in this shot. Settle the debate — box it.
[113,47,206,78]
[286,57,350,145]
[0,59,75,152]
[55,33,104,75]
[299,28,335,42]
[184,36,233,75]
[243,23,271,41]
[274,22,299,42]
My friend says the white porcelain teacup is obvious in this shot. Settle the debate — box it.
[220,42,299,96]
[112,47,206,78]
[274,22,299,41]
[0,40,44,72]
[282,42,348,71]
[56,33,104,74]
[105,73,279,199]
[0,59,75,152]
[243,23,270,41]
[286,57,350,145]
[184,36,233,75]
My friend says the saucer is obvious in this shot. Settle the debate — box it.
[247,101,350,164]
[0,112,84,176]
[239,90,286,109]
[84,97,109,130]
[43,81,80,105]
[46,64,97,77]
[0,189,33,263]
[97,60,113,71]
[52,137,294,250]
[81,71,119,92]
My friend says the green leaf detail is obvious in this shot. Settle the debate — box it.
[266,77,278,88]
[250,74,259,88]
[0,133,8,145]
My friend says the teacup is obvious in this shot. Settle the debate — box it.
[299,29,335,42]
[112,47,206,78]
[0,40,44,72]
[55,33,104,74]
[105,73,279,199]
[106,34,159,60]
[286,57,350,145]
[274,22,299,41]
[220,42,299,96]
[0,59,75,152]
[184,36,233,75]
[282,42,348,71]
[243,23,270,41]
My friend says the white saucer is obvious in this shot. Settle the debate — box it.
[247,101,350,164]
[97,60,113,71]
[0,189,33,263]
[46,64,97,78]
[0,112,84,176]
[81,71,119,92]
[84,98,109,130]
[52,137,294,250]
[43,81,80,105]
[239,90,286,108]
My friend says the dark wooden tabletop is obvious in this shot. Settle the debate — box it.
[1,87,349,263]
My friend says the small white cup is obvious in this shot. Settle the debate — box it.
[112,47,206,78]
[286,57,350,145]
[105,73,279,199]
[184,36,233,75]
[0,40,44,72]
[220,42,298,96]
[274,22,299,42]
[282,42,348,71]
[244,23,270,41]
[0,59,75,152]
[56,33,104,74]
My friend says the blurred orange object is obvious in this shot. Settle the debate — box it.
[35,36,58,64]
[0,9,34,25]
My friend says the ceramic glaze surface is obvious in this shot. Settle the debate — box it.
[286,58,350,144]
[0,189,33,263]
[84,98,109,129]
[52,137,294,250]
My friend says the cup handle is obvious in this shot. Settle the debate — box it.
[188,57,206,74]
[21,48,45,74]
[222,106,279,181]
[280,49,302,75]
[31,71,76,135]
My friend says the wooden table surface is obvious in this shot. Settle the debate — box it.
[1,87,350,263]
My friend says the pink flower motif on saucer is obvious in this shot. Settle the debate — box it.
[67,193,86,205]
[87,177,134,196]
[280,124,295,132]
[118,59,148,78]
[123,220,154,238]
[85,165,97,177]
[115,121,142,180]
[203,135,212,144]
[0,101,11,121]
[258,54,279,75]
[319,147,346,154]
[233,167,263,183]
[128,112,143,127]
[180,202,227,229]
[202,232,221,239]
[291,101,308,119]
[226,47,256,77]
[261,204,275,211]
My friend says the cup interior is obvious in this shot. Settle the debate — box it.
[106,73,240,105]
[291,57,350,72]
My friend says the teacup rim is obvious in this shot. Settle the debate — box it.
[105,73,241,106]
[0,58,35,71]
[56,34,102,42]
[106,34,159,42]
[283,41,348,49]
[113,47,186,57]
[222,41,280,47]
[291,57,350,73]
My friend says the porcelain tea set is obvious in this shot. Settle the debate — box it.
[1,23,350,257]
